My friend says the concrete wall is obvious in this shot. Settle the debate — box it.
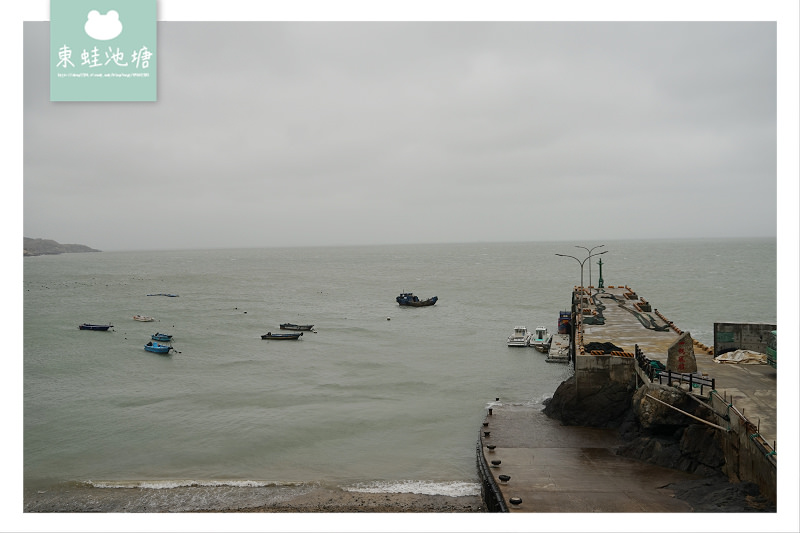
[575,354,635,389]
[708,391,777,502]
[713,322,776,356]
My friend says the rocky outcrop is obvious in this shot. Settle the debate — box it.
[542,375,633,427]
[24,237,100,256]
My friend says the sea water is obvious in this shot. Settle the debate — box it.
[22,238,776,511]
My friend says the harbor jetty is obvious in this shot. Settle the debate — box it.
[477,284,777,513]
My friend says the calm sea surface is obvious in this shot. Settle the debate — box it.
[22,238,776,511]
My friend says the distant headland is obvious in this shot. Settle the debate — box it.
[24,237,101,256]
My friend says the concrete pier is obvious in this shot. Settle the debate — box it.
[477,285,777,512]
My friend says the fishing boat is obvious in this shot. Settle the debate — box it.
[557,311,572,334]
[507,326,531,347]
[144,341,171,354]
[396,292,438,307]
[78,323,113,331]
[261,332,303,340]
[147,293,179,297]
[133,315,154,322]
[529,326,552,353]
[280,323,314,331]
[151,333,173,342]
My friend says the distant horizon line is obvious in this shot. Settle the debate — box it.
[29,235,777,254]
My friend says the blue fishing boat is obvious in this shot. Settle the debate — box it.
[79,323,113,331]
[151,333,173,342]
[396,292,438,307]
[144,341,172,354]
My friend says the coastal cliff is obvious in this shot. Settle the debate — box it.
[24,237,100,256]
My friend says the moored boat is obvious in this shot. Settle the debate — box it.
[396,292,438,307]
[507,326,531,347]
[78,323,113,331]
[151,333,173,342]
[558,311,571,334]
[144,341,172,354]
[530,326,552,353]
[280,323,314,331]
[133,315,154,322]
[261,332,303,340]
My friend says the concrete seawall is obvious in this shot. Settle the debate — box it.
[477,284,777,513]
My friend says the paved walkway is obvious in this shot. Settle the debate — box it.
[480,404,696,512]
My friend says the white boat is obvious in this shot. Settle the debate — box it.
[133,315,154,322]
[507,326,531,347]
[529,326,552,353]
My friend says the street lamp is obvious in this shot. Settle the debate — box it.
[575,245,604,288]
[555,250,608,289]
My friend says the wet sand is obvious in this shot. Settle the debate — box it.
[23,484,484,513]
[222,488,484,513]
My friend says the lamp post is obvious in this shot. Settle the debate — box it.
[555,250,608,289]
[556,249,609,371]
[575,245,604,288]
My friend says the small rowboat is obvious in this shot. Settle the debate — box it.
[261,332,303,340]
[79,323,113,331]
[133,315,154,322]
[151,333,173,342]
[145,341,172,354]
[280,323,314,331]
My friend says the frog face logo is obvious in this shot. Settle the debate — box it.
[84,10,123,40]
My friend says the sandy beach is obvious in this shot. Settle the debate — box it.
[223,488,484,513]
[23,483,484,513]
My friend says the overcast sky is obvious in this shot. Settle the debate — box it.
[21,15,784,252]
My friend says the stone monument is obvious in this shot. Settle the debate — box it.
[667,331,697,373]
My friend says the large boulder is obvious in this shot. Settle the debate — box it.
[543,375,634,428]
[632,382,694,429]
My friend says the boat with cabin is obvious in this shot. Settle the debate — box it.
[529,326,552,353]
[507,326,531,347]
[133,315,154,322]
[396,292,438,307]
[144,341,172,354]
[151,333,173,342]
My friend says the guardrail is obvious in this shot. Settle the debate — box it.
[634,344,715,394]
[657,370,715,395]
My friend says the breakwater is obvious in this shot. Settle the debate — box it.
[477,285,777,513]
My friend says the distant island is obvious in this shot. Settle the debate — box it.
[24,237,101,256]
